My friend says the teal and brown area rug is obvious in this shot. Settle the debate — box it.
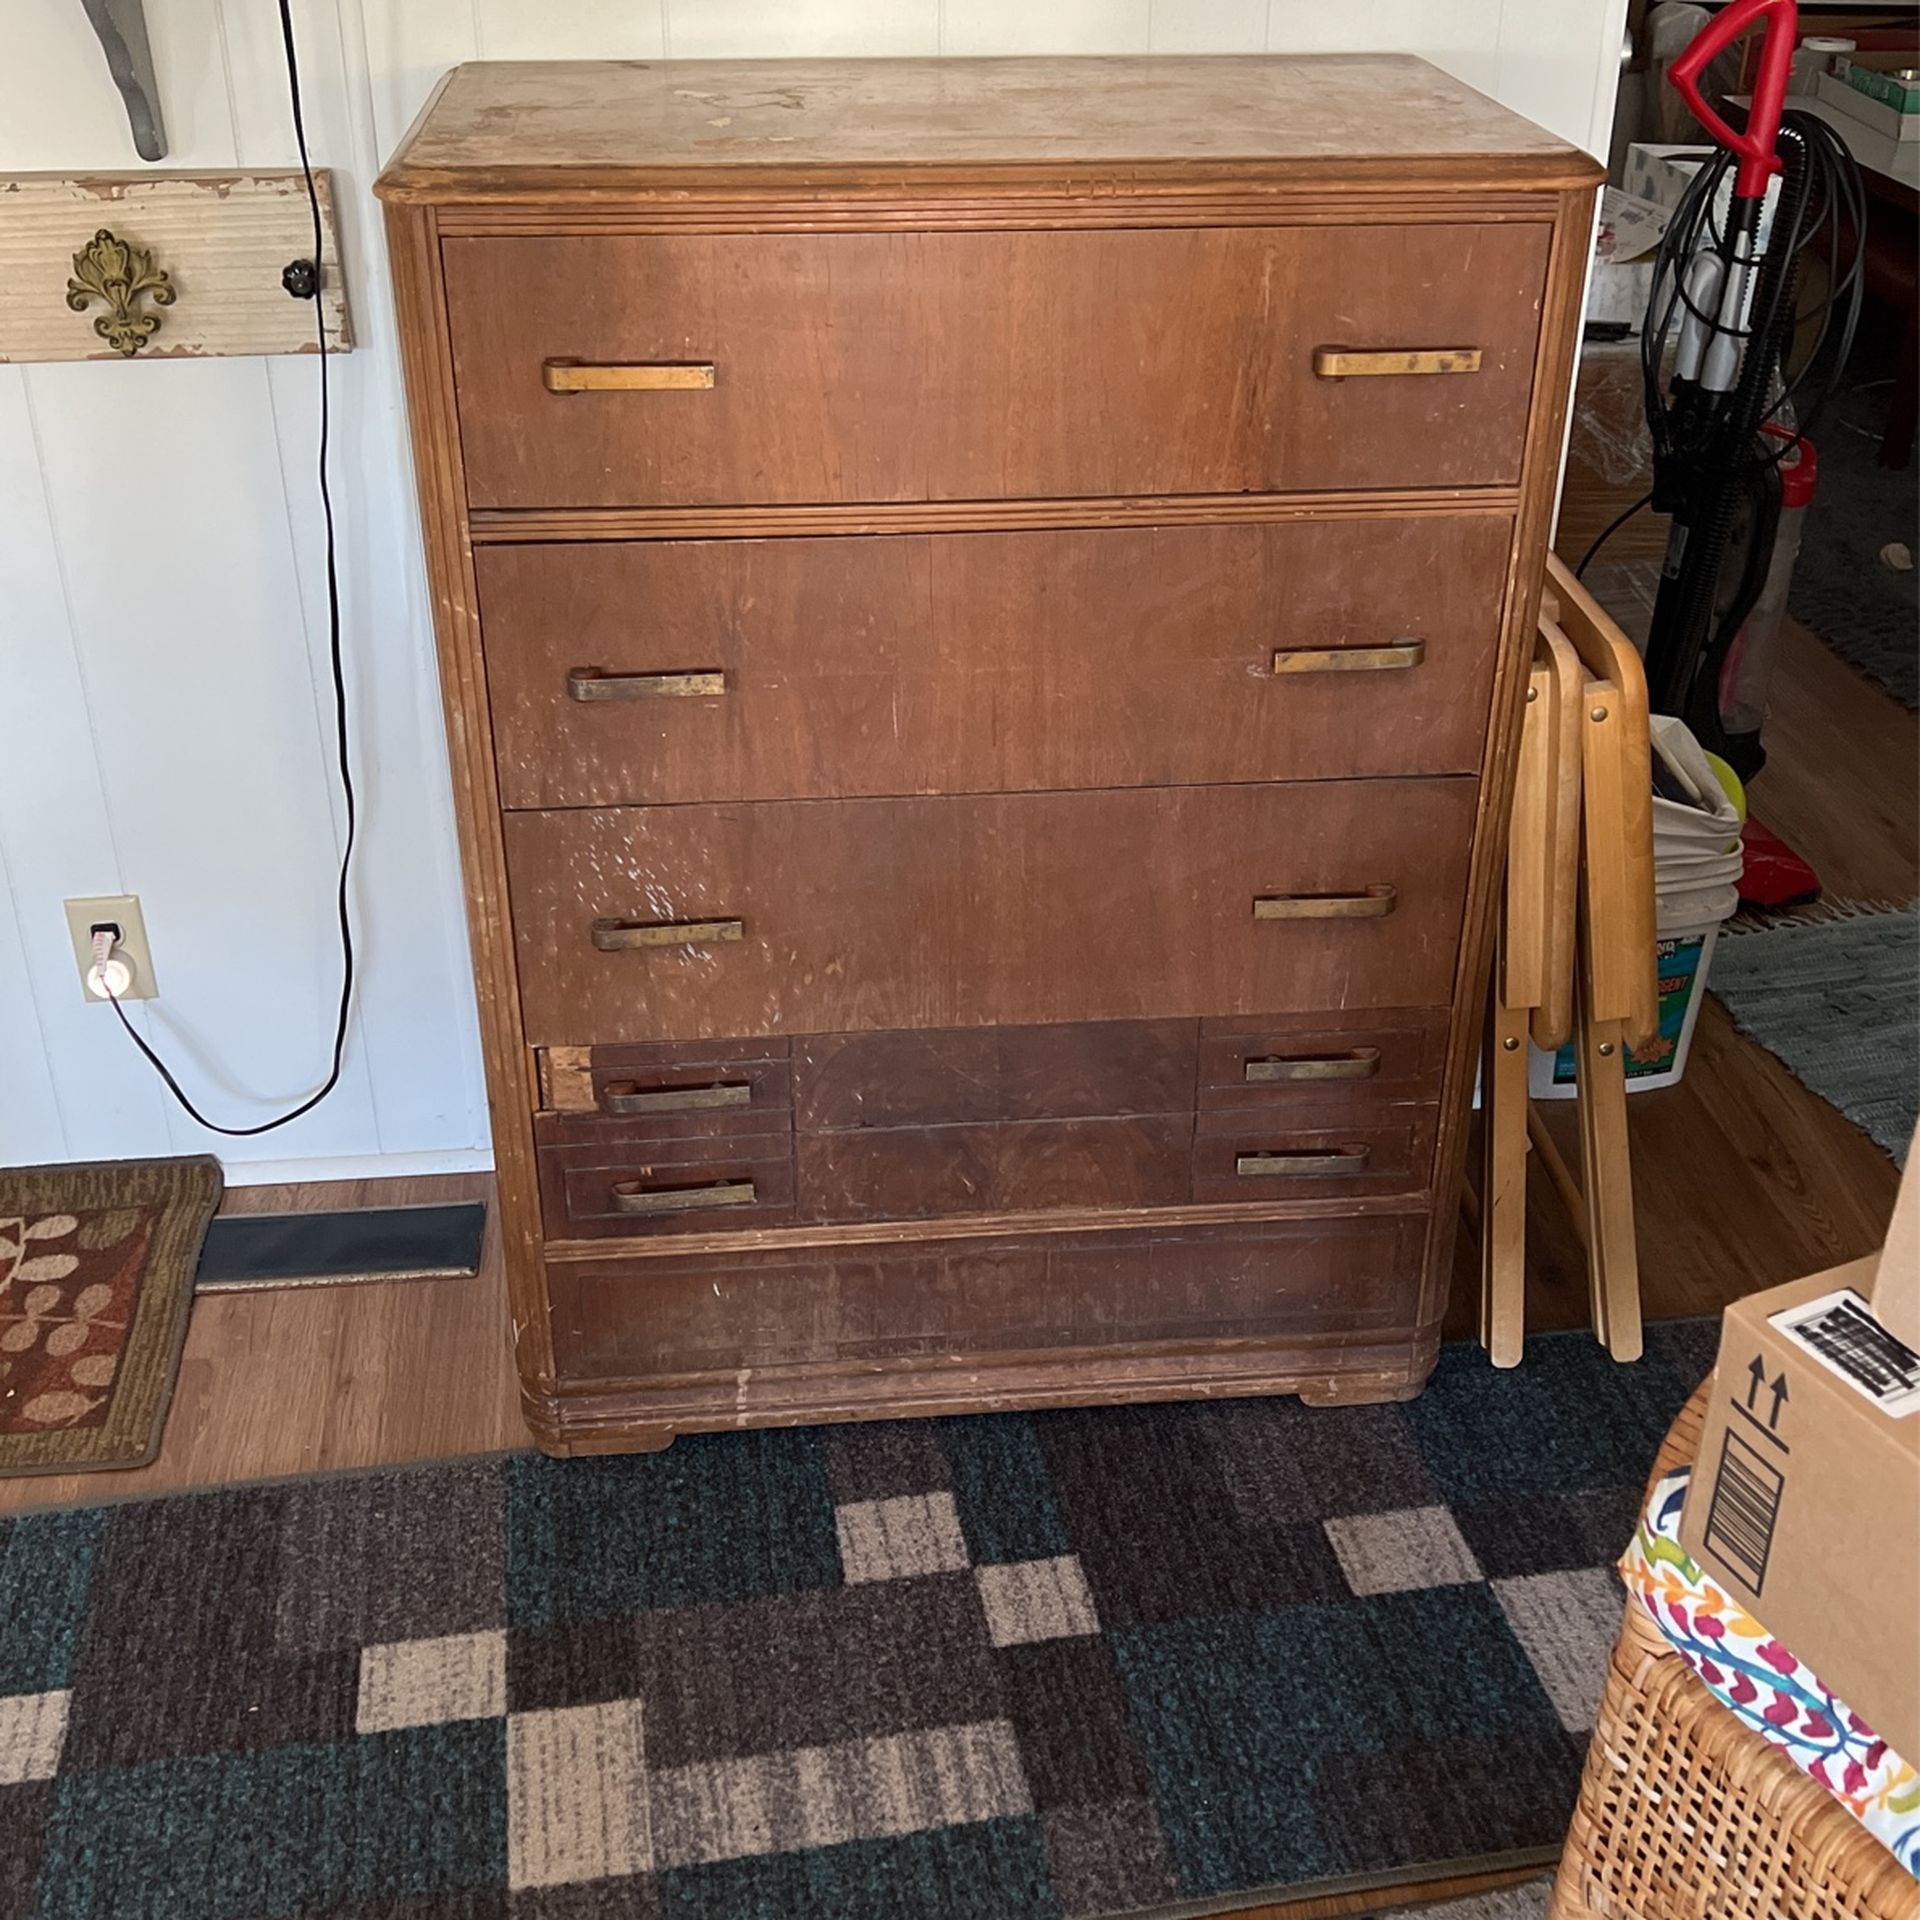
[0,1322,1718,1919]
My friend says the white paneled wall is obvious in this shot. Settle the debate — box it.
[0,0,1622,1182]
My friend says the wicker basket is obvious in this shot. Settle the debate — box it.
[1548,1388,1920,1919]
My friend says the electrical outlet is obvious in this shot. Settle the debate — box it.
[65,894,158,1002]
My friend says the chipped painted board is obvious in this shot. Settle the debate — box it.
[0,171,351,362]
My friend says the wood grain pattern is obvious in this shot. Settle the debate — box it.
[793,1021,1196,1128]
[441,224,1551,508]
[476,518,1513,806]
[545,1210,1433,1387]
[375,57,1594,202]
[503,780,1480,1045]
[798,1115,1196,1222]
[383,202,556,1399]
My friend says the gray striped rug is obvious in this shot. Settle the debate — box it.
[1712,905,1919,1164]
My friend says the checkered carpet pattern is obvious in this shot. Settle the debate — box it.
[0,1322,1717,1920]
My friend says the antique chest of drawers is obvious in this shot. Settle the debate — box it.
[378,56,1599,1453]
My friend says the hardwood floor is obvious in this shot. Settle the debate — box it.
[0,623,1910,1918]
[0,1173,520,1515]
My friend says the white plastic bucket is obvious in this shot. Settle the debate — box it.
[1528,910,1727,1098]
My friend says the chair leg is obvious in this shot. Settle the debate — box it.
[1574,955,1644,1362]
[1480,989,1532,1368]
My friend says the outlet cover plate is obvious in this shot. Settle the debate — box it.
[65,893,158,1001]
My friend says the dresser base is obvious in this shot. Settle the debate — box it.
[520,1323,1443,1458]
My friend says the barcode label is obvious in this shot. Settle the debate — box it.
[1771,1288,1920,1417]
[1703,1428,1786,1594]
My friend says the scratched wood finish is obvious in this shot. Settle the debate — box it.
[792,1021,1197,1129]
[545,1210,1434,1393]
[375,57,1600,1454]
[379,58,1592,202]
[441,224,1551,509]
[476,518,1512,806]
[798,1116,1198,1223]
[503,779,1480,1046]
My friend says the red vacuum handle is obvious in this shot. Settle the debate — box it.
[1669,0,1799,199]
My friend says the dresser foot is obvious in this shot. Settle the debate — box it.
[1296,1372,1424,1408]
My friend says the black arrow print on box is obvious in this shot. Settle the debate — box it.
[1768,1370,1789,1431]
[1745,1354,1768,1411]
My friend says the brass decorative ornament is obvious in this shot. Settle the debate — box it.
[65,228,175,356]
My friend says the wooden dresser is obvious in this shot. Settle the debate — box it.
[378,57,1599,1454]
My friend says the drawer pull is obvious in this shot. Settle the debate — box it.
[604,1080,752,1115]
[592,917,744,951]
[543,360,715,393]
[568,667,726,702]
[1312,347,1482,379]
[610,1177,756,1215]
[1253,886,1397,921]
[1235,1147,1371,1177]
[1271,641,1425,676]
[1244,1048,1382,1084]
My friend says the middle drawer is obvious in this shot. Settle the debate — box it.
[476,517,1511,807]
[505,778,1478,1046]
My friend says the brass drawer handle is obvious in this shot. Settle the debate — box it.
[1235,1147,1372,1177]
[1244,1048,1382,1084]
[1271,642,1425,676]
[1253,886,1397,921]
[544,359,715,393]
[569,667,726,702]
[610,1177,756,1215]
[1312,347,1482,378]
[604,1080,752,1116]
[592,917,744,951]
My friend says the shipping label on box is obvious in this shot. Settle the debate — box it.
[1681,1259,1920,1763]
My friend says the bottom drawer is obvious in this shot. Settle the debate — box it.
[546,1210,1429,1381]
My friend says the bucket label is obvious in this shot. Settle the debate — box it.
[1549,933,1707,1085]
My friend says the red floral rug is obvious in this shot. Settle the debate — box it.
[0,1156,221,1475]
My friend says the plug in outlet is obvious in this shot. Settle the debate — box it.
[65,894,158,1002]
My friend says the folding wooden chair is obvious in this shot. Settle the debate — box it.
[1478,557,1658,1365]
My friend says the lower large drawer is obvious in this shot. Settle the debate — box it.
[546,1210,1432,1382]
[505,779,1478,1045]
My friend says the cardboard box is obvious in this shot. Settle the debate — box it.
[1815,67,1920,143]
[1586,186,1671,329]
[1874,1146,1919,1350]
[1681,1256,1920,1761]
[1623,142,1711,212]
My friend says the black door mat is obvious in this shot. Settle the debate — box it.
[194,1202,487,1292]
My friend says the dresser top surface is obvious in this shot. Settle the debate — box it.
[377,55,1598,202]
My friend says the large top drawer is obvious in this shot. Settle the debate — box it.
[443,224,1550,510]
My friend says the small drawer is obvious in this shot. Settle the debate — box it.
[538,1038,791,1139]
[541,1133,795,1239]
[1192,1106,1439,1202]
[1197,1010,1449,1111]
[441,225,1548,510]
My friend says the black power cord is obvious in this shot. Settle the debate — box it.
[104,0,356,1136]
